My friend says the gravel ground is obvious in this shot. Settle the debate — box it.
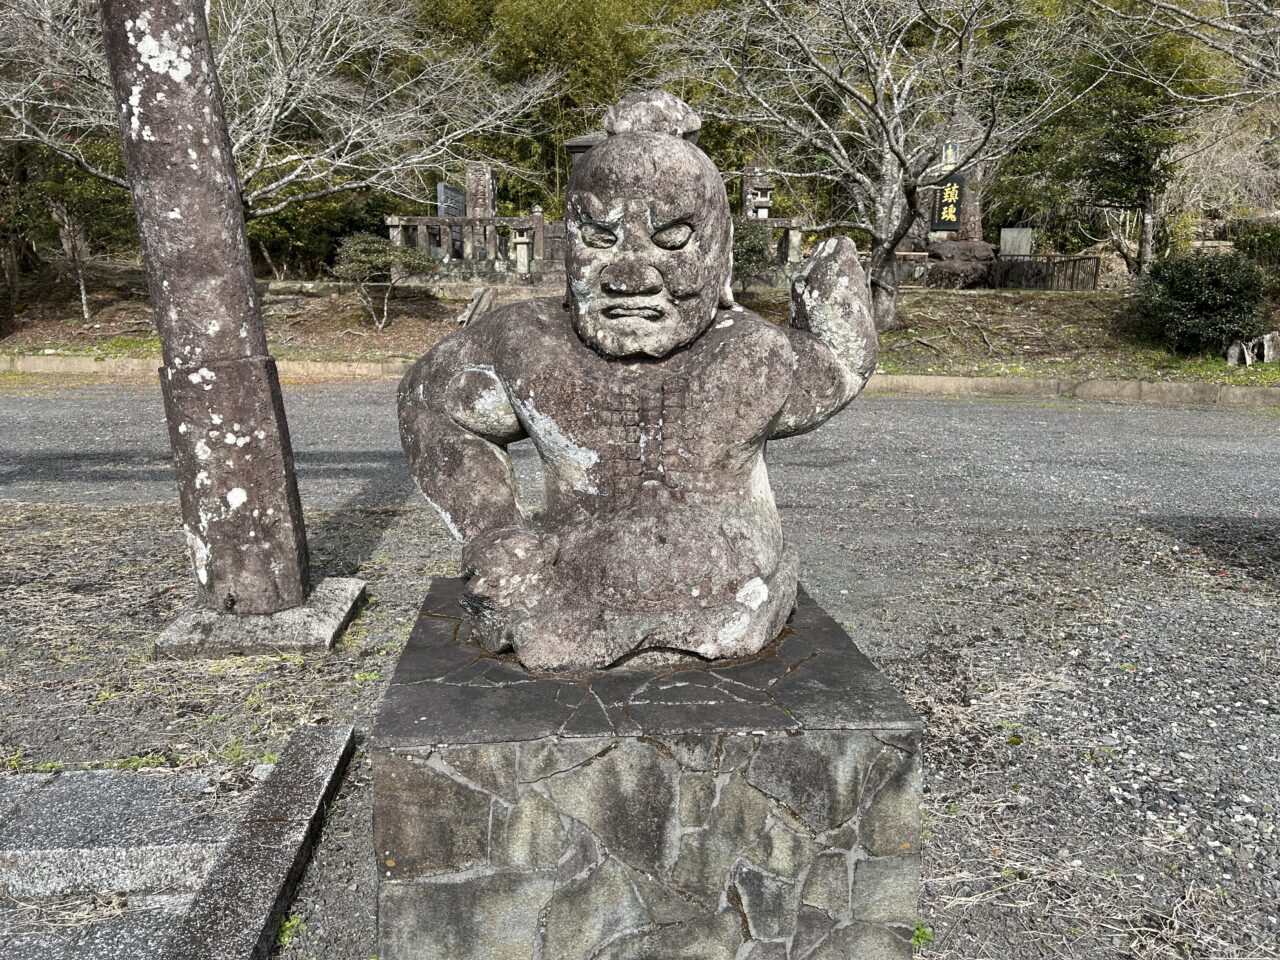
[1,376,1276,959]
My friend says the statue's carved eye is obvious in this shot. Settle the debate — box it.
[580,223,616,248]
[652,223,693,250]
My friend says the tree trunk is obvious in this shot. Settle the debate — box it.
[100,0,309,615]
[0,266,13,340]
[0,234,17,339]
[75,259,91,325]
[52,204,92,324]
[868,252,900,332]
[1137,195,1156,276]
[257,241,285,281]
[380,282,393,331]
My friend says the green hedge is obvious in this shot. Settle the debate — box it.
[1136,251,1267,354]
[1235,222,1280,299]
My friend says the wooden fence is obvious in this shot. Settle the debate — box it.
[991,255,1101,291]
[387,214,806,274]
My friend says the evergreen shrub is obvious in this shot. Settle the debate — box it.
[1234,222,1280,299]
[733,217,776,294]
[1136,251,1266,353]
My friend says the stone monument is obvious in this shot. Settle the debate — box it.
[376,91,922,960]
[398,91,876,673]
[464,162,498,220]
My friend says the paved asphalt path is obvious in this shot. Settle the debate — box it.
[2,379,1276,633]
[4,379,1279,958]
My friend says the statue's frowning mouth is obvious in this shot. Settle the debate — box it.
[602,303,666,321]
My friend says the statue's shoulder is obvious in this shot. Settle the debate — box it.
[462,295,551,330]
[455,296,564,348]
[708,306,793,360]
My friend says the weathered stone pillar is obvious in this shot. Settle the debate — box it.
[100,0,308,615]
[958,164,984,242]
[532,205,546,263]
[785,226,804,263]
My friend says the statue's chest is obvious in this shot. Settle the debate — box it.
[510,366,740,496]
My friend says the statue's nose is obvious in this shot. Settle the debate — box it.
[600,259,663,296]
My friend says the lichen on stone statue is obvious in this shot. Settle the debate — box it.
[398,92,878,673]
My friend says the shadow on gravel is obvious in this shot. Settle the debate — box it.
[0,449,410,487]
[303,453,417,578]
[1144,514,1280,583]
[0,450,174,486]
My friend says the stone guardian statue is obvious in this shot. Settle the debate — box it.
[398,92,878,672]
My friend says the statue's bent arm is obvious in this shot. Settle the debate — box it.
[771,236,879,440]
[397,314,526,543]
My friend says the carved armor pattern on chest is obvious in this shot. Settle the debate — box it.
[532,372,717,498]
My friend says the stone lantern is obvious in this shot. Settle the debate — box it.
[742,161,775,220]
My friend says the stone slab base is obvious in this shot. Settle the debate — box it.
[373,578,924,960]
[0,770,231,898]
[154,577,366,658]
[0,724,353,960]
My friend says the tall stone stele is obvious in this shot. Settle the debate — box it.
[398,92,878,672]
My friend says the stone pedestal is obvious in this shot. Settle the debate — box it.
[373,578,923,960]
[154,576,366,658]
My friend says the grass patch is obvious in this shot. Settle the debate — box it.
[747,289,1280,387]
[276,913,307,950]
[105,752,172,771]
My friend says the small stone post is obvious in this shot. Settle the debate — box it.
[513,229,532,274]
[785,226,804,263]
[100,1,360,643]
[532,205,546,263]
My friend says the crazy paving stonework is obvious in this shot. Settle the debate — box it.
[373,578,923,960]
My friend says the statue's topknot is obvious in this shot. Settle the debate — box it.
[603,91,701,144]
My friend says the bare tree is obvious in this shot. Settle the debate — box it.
[48,200,92,323]
[0,0,555,219]
[1089,0,1280,95]
[1166,102,1280,219]
[657,0,1092,329]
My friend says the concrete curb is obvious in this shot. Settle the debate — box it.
[6,352,1280,409]
[864,373,1280,408]
[164,723,355,960]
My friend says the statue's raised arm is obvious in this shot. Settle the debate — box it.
[771,236,879,439]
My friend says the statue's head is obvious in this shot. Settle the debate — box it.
[566,92,732,359]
